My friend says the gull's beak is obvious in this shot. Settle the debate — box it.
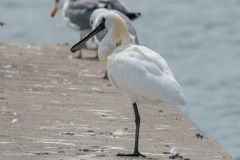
[71,21,105,53]
[51,8,58,18]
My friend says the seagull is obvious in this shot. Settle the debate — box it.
[71,12,186,157]
[51,0,141,58]
[0,21,6,26]
[89,8,139,79]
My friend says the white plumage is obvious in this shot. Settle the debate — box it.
[71,11,186,157]
[108,45,186,107]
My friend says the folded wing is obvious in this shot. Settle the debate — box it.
[108,45,186,106]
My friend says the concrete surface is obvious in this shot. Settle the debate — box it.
[0,41,233,160]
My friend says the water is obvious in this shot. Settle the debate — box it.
[1,0,240,159]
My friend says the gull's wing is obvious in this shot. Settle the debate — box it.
[64,0,99,30]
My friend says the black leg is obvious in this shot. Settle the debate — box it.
[116,103,146,157]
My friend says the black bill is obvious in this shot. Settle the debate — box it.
[71,21,106,53]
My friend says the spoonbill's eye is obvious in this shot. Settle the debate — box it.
[90,21,93,25]
[56,0,59,3]
[101,17,105,23]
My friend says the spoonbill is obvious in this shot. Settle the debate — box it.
[51,0,141,58]
[71,12,186,157]
[89,8,139,79]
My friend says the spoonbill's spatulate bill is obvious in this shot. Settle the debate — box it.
[71,12,186,157]
[51,0,141,58]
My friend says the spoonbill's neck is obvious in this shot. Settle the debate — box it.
[98,17,131,69]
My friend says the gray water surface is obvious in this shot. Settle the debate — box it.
[0,0,240,159]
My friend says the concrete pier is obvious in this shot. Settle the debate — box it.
[0,41,233,159]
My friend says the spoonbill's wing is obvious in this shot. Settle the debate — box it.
[108,45,186,106]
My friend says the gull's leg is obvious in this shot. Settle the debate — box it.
[74,34,83,59]
[85,36,98,59]
[75,34,97,59]
[92,42,98,59]
[74,50,82,59]
[116,103,146,157]
[92,50,98,59]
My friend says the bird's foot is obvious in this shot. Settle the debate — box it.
[96,75,109,80]
[74,54,82,59]
[74,52,82,59]
[96,71,108,79]
[116,151,146,157]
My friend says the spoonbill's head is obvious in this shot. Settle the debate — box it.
[51,0,65,18]
[71,12,130,53]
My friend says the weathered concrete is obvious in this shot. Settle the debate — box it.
[0,41,233,160]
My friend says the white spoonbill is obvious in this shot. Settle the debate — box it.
[89,8,139,79]
[51,0,141,58]
[71,12,186,157]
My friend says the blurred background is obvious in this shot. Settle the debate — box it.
[0,0,240,159]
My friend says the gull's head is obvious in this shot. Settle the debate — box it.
[51,0,65,18]
[90,8,108,29]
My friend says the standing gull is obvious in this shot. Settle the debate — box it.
[89,8,139,78]
[0,21,6,26]
[51,0,141,58]
[71,12,186,157]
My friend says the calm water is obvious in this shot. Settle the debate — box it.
[1,0,240,159]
